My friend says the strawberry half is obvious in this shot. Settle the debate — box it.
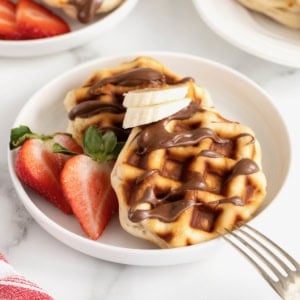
[10,125,82,214]
[16,0,70,39]
[61,156,118,239]
[0,0,21,40]
[60,126,123,239]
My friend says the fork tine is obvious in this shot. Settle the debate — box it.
[225,228,283,279]
[223,229,281,297]
[243,224,299,270]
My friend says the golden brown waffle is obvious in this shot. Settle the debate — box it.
[236,0,300,29]
[64,56,213,146]
[111,103,267,248]
[42,0,124,23]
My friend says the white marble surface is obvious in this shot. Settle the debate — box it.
[1,0,300,299]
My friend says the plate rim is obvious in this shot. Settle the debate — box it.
[7,51,292,265]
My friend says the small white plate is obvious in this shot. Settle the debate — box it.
[193,0,300,68]
[0,0,138,57]
[7,52,291,265]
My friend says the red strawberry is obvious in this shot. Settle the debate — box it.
[60,126,123,239]
[16,0,70,39]
[10,126,82,214]
[61,156,118,239]
[0,0,21,40]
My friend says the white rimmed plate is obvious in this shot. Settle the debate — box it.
[0,0,138,57]
[7,52,291,265]
[192,0,300,68]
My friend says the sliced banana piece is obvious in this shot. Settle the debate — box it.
[123,85,188,108]
[123,98,191,129]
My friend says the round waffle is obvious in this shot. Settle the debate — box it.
[236,0,300,29]
[64,56,213,146]
[42,0,124,23]
[111,102,267,248]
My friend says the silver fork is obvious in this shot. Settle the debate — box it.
[223,224,300,300]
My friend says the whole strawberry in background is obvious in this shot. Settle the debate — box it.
[60,126,123,240]
[0,0,21,40]
[16,0,70,39]
[10,125,82,214]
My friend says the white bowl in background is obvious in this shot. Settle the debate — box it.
[0,0,138,57]
[193,0,300,68]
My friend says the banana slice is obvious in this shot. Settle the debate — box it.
[123,85,188,108]
[123,98,191,129]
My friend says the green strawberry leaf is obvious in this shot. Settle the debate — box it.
[10,125,123,163]
[83,126,123,162]
[9,125,73,151]
[103,131,117,154]
[9,125,54,150]
[83,126,103,157]
[52,143,79,155]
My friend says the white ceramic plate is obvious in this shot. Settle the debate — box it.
[192,0,300,68]
[0,0,138,57]
[7,52,291,266]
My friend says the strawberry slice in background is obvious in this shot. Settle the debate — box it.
[16,0,70,39]
[0,0,21,40]
[60,126,123,240]
[10,125,82,214]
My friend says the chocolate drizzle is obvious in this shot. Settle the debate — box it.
[198,149,224,158]
[226,158,259,182]
[89,68,167,94]
[128,181,246,223]
[68,100,125,120]
[68,66,193,145]
[69,67,179,121]
[137,126,229,155]
[136,103,229,155]
[129,198,196,223]
[128,102,260,225]
[68,67,191,145]
[128,162,255,223]
[128,157,260,224]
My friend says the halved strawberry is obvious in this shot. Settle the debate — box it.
[10,126,82,214]
[16,0,70,39]
[0,0,21,40]
[61,156,118,239]
[60,126,123,239]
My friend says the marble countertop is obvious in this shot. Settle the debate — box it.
[1,0,299,299]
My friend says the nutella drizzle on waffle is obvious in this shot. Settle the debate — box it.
[127,102,260,226]
[67,67,194,141]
